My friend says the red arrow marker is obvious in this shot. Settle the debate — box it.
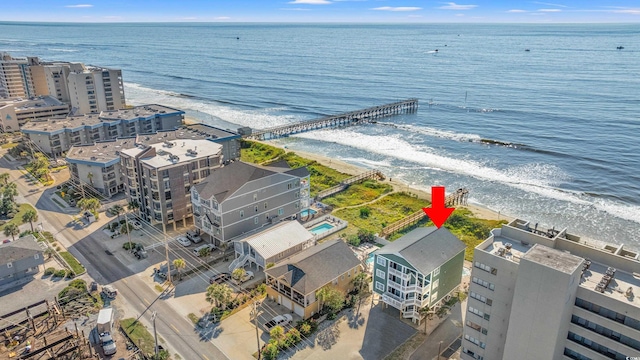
[422,186,455,229]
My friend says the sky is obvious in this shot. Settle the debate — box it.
[1,0,639,23]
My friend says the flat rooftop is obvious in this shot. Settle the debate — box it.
[0,96,66,110]
[581,261,640,307]
[21,104,183,133]
[122,139,222,168]
[66,138,136,164]
[482,234,529,264]
[182,124,239,140]
[523,244,583,274]
[136,129,206,145]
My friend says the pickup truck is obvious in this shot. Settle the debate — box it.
[264,314,292,330]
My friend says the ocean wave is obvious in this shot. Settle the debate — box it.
[339,157,392,168]
[47,48,78,52]
[378,122,482,142]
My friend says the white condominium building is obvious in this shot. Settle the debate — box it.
[462,218,640,360]
[0,96,69,132]
[0,52,39,99]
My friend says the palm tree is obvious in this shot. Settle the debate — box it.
[127,200,140,215]
[205,283,232,310]
[77,198,100,213]
[22,209,38,232]
[419,306,435,334]
[3,183,18,202]
[351,272,369,295]
[315,286,329,313]
[4,223,20,242]
[232,268,246,282]
[173,259,186,281]
[0,173,9,185]
[111,204,123,221]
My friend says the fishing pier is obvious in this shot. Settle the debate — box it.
[242,99,418,141]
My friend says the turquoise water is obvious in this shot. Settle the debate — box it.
[2,23,639,246]
[310,223,335,235]
[366,253,374,265]
[300,209,317,217]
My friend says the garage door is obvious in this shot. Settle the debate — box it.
[293,303,304,317]
[280,297,292,311]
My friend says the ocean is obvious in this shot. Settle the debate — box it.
[1,22,638,247]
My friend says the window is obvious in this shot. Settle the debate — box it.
[464,334,486,349]
[468,306,489,320]
[472,277,495,291]
[278,208,284,216]
[254,217,259,224]
[432,279,439,289]
[255,205,259,213]
[376,269,386,279]
[376,257,386,266]
[475,262,497,275]
[254,193,257,201]
[264,201,268,209]
[470,291,492,306]
[375,281,384,291]
[433,267,440,277]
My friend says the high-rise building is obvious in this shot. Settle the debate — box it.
[66,66,125,114]
[0,52,39,99]
[120,138,223,230]
[461,218,640,360]
[0,96,69,132]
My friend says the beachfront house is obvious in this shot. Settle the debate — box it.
[230,221,315,272]
[0,235,45,288]
[373,227,465,323]
[265,239,362,318]
[191,160,310,246]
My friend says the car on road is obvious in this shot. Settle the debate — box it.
[193,244,215,256]
[176,236,191,247]
[100,332,117,356]
[264,314,293,330]
[131,220,142,230]
[101,285,118,298]
[209,272,231,284]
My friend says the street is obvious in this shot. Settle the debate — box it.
[0,151,230,360]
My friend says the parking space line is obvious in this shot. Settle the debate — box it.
[201,354,210,360]
[170,324,180,333]
[143,298,150,306]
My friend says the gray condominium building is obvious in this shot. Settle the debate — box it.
[462,218,640,360]
[191,160,311,246]
[120,138,223,229]
[21,104,184,157]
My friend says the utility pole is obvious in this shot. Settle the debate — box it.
[162,222,171,284]
[251,301,261,360]
[438,340,443,360]
[151,311,158,356]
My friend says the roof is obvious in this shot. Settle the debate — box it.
[0,235,42,264]
[121,139,222,169]
[66,138,136,165]
[265,240,361,295]
[522,244,583,274]
[376,227,465,275]
[242,221,314,260]
[181,124,240,140]
[194,161,309,202]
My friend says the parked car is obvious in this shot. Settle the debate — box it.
[101,285,118,299]
[2,239,10,244]
[131,220,142,230]
[100,332,117,356]
[133,244,147,259]
[193,244,215,256]
[186,230,202,243]
[235,270,254,283]
[264,314,293,330]
[176,236,191,247]
[209,272,231,284]
[89,281,98,292]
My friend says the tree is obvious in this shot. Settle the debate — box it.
[3,183,18,202]
[111,204,123,221]
[87,172,94,187]
[199,247,211,258]
[0,173,9,185]
[119,222,133,235]
[77,198,100,213]
[351,272,369,295]
[232,268,246,282]
[205,283,232,309]
[262,342,279,360]
[127,200,140,214]
[22,209,38,232]
[316,286,345,315]
[359,207,370,219]
[269,325,285,344]
[4,223,19,241]
[419,306,436,334]
[173,258,186,281]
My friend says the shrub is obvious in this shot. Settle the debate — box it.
[0,220,5,226]
[123,242,136,250]
[359,207,371,219]
[256,283,267,295]
[262,342,279,360]
[54,269,67,278]
[44,267,56,276]
[69,278,87,290]
[65,270,76,279]
[299,322,312,336]
[347,235,361,247]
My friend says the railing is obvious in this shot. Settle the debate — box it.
[228,253,250,272]
[315,169,385,200]
[388,267,410,280]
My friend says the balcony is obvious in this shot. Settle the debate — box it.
[388,267,411,280]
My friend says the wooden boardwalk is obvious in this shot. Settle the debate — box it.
[379,188,469,238]
[316,169,385,200]
[244,99,418,141]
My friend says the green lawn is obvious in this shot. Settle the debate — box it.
[59,251,85,275]
[120,318,156,355]
[0,203,36,232]
[240,141,285,164]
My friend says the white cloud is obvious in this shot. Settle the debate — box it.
[280,7,312,11]
[438,2,477,10]
[507,9,527,13]
[611,8,640,14]
[180,17,198,20]
[214,16,231,20]
[455,13,465,16]
[532,1,567,8]
[288,0,331,4]
[372,6,422,11]
[65,4,93,8]
[538,8,561,12]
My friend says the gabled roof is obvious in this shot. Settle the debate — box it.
[242,221,313,260]
[194,161,309,202]
[265,240,361,296]
[0,235,43,264]
[375,227,465,275]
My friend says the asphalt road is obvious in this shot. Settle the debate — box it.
[1,152,229,360]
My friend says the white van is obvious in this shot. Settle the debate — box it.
[193,244,215,256]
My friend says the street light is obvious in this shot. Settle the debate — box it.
[151,311,158,356]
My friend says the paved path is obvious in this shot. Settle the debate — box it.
[409,300,465,360]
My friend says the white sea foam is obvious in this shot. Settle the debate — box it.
[124,82,298,129]
[387,123,482,142]
[339,157,392,168]
[48,48,78,52]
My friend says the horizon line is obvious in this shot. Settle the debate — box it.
[1,20,639,25]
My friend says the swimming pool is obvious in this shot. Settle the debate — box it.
[310,222,335,235]
[300,209,317,217]
[366,253,374,265]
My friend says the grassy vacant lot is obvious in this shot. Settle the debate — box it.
[323,180,393,208]
[59,251,85,275]
[121,318,156,355]
[1,142,18,149]
[0,203,36,232]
